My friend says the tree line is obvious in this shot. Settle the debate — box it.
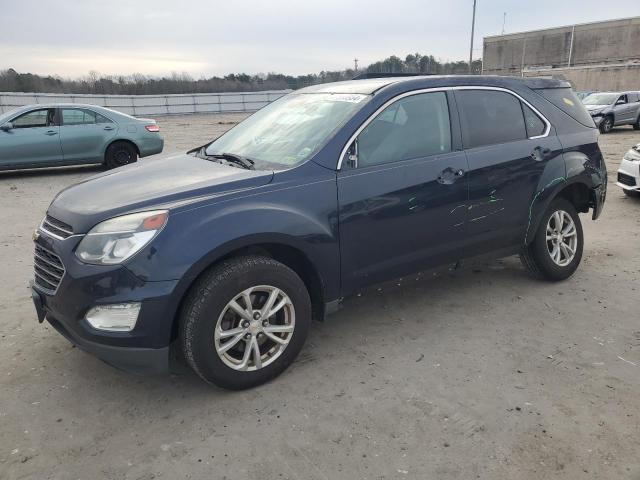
[0,53,483,95]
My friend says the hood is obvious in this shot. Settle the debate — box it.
[48,153,273,233]
[585,104,608,111]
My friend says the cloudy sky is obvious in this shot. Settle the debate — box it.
[1,0,639,78]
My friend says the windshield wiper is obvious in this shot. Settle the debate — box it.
[215,152,255,170]
[192,147,256,170]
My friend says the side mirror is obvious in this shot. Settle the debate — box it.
[0,122,13,131]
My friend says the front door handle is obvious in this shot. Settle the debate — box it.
[45,130,58,136]
[530,146,551,161]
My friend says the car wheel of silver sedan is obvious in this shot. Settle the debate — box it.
[180,256,311,390]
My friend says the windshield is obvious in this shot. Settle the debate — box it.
[583,93,618,106]
[0,106,25,124]
[205,93,369,169]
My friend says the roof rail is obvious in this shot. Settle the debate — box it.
[352,72,430,80]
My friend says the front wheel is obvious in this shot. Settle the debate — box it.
[179,256,311,389]
[520,198,584,281]
[599,116,613,134]
[633,116,640,130]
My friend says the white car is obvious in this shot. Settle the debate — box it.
[617,143,640,197]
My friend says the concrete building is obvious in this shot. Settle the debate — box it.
[482,17,640,91]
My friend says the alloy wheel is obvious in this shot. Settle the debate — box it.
[214,285,295,371]
[546,210,578,267]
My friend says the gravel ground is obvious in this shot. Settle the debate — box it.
[1,114,639,480]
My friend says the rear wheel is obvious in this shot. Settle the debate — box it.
[520,198,583,281]
[179,256,311,390]
[633,116,640,130]
[599,116,613,134]
[105,141,137,169]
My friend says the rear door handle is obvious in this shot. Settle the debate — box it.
[103,126,115,131]
[45,130,58,136]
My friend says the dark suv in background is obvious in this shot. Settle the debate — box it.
[31,75,606,389]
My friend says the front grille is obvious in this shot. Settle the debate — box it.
[34,244,65,292]
[41,215,74,239]
[618,172,637,187]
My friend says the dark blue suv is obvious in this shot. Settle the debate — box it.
[31,76,606,389]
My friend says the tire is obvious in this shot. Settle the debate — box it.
[179,255,311,390]
[105,141,138,169]
[520,198,584,281]
[633,116,640,130]
[623,188,640,198]
[599,116,613,134]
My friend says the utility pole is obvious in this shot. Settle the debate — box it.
[354,58,359,72]
[501,12,506,35]
[469,0,477,74]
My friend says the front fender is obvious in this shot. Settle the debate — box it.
[125,178,340,303]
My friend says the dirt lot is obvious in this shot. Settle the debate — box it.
[1,114,639,480]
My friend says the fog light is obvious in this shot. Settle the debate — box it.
[85,303,141,332]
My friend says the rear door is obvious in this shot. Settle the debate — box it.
[0,108,63,168]
[455,88,563,254]
[337,90,469,292]
[59,108,117,163]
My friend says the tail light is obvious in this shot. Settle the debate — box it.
[145,124,160,132]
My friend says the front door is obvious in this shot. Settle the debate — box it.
[337,91,468,293]
[0,108,63,168]
[454,88,564,253]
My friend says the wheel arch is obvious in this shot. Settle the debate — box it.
[169,236,329,342]
[103,138,140,161]
[524,178,594,245]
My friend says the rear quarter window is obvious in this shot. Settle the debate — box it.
[536,88,595,128]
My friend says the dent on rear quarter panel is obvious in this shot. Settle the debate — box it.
[523,155,567,244]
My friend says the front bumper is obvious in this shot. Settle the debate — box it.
[31,231,179,375]
[617,157,640,192]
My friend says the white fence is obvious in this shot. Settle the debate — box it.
[0,90,291,116]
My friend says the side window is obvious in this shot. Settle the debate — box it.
[617,95,628,105]
[62,109,97,125]
[356,91,451,167]
[522,103,546,137]
[95,112,113,124]
[12,109,51,129]
[456,90,527,149]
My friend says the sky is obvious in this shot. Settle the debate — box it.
[1,0,639,78]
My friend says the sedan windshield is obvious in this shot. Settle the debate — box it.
[205,93,369,169]
[583,93,618,106]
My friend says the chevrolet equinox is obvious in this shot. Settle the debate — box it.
[31,76,607,389]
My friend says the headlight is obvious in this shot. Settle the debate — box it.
[590,109,604,116]
[624,148,640,162]
[75,210,168,265]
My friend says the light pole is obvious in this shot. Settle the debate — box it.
[469,0,477,74]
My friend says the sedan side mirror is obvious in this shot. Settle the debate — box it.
[0,122,13,131]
